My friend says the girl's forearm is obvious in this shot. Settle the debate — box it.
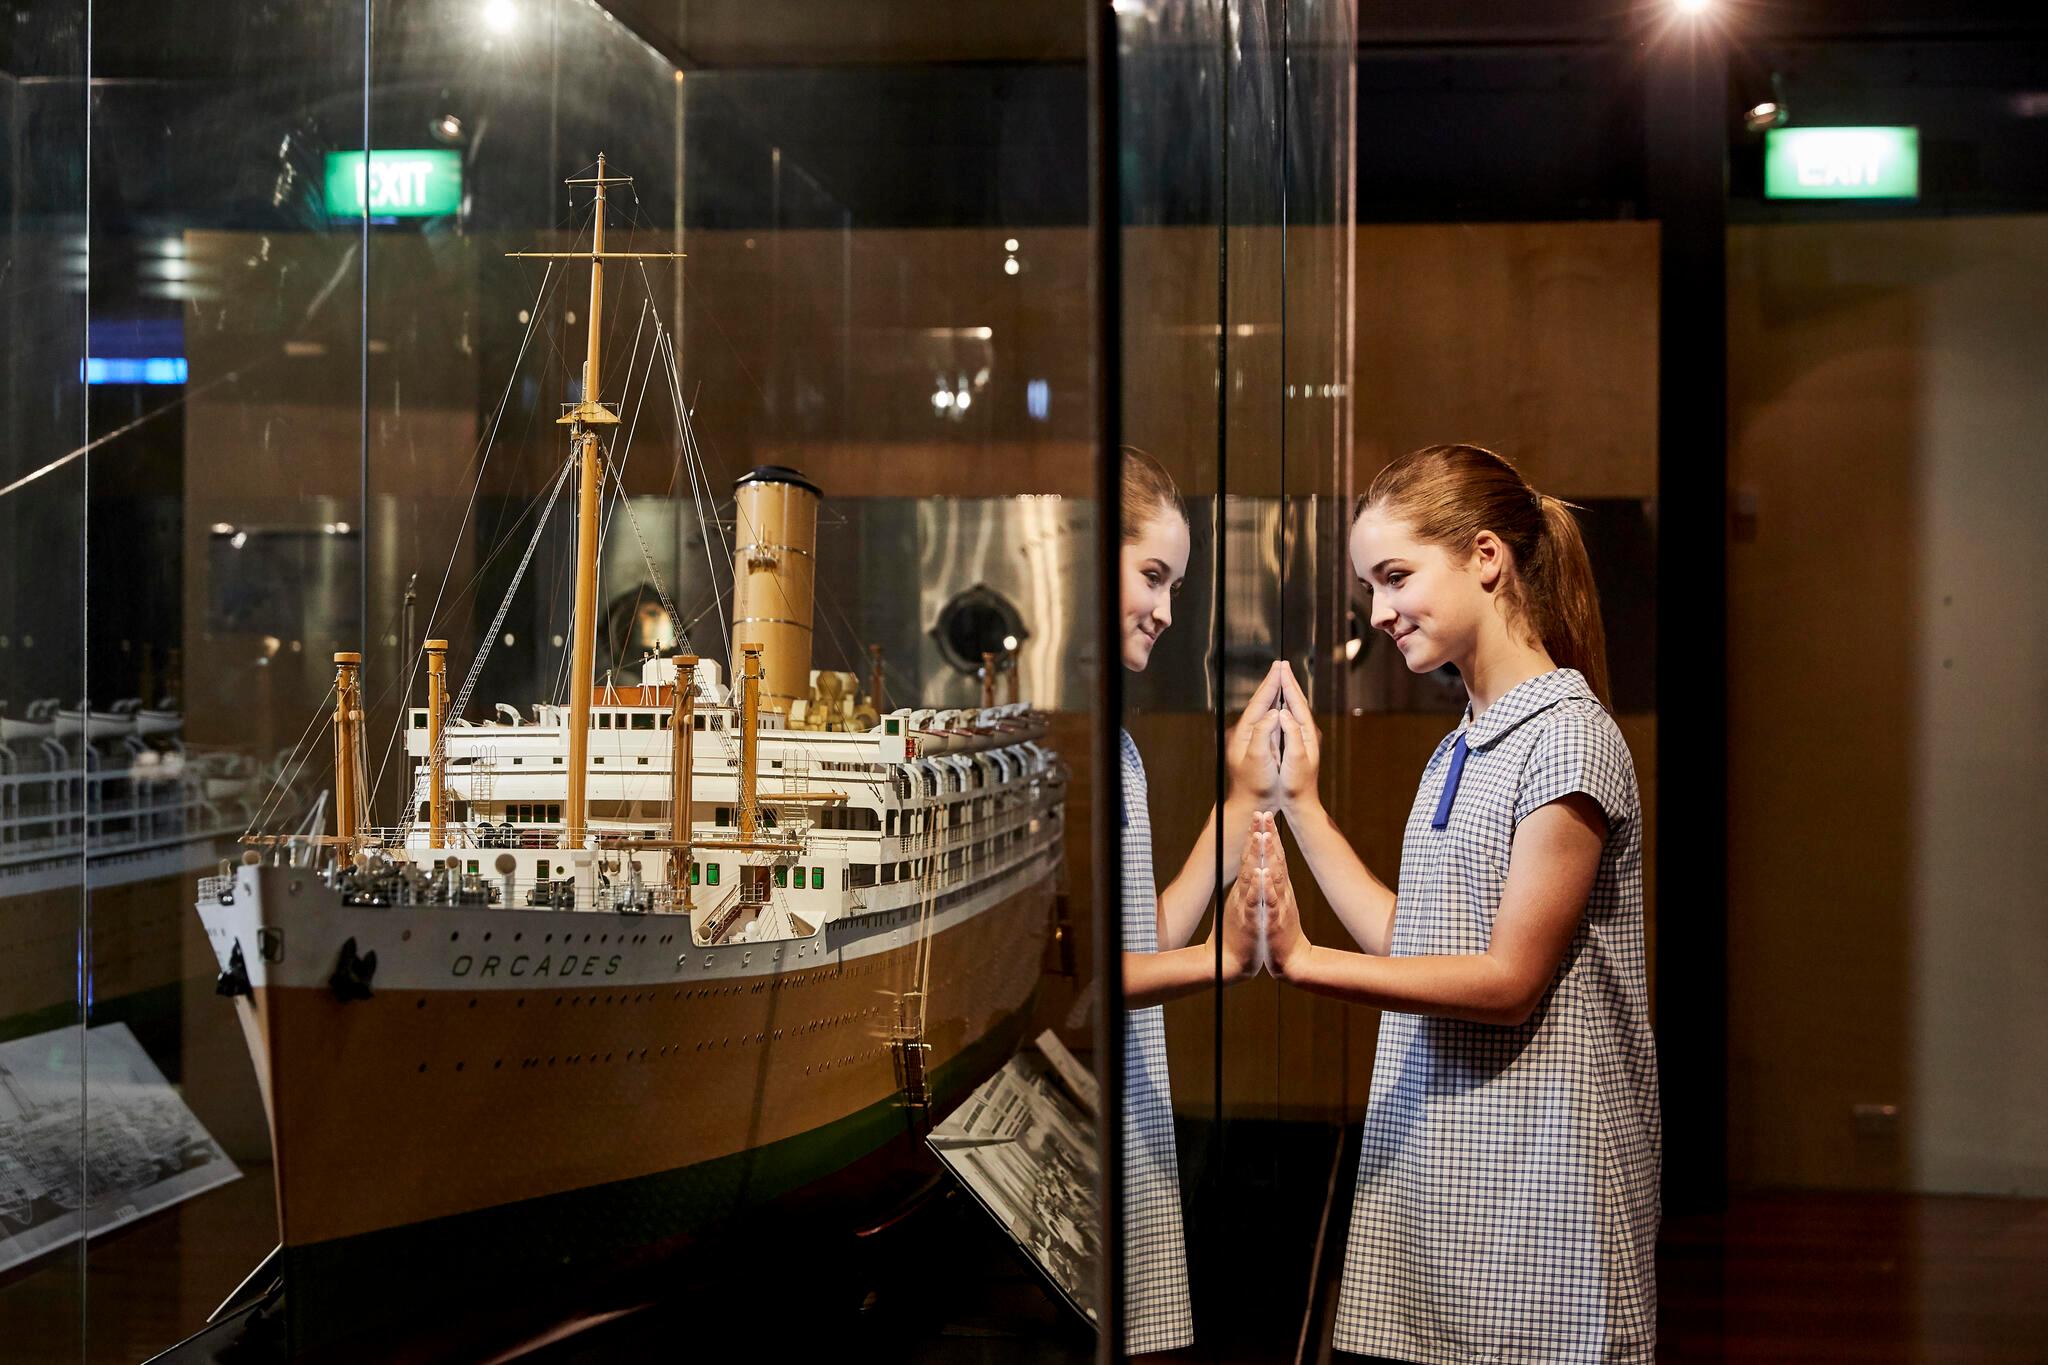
[1283,944,1534,1026]
[1124,945,1235,1009]
[1282,798,1397,955]
[1156,797,1255,950]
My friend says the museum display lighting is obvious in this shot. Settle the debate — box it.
[1026,378,1050,420]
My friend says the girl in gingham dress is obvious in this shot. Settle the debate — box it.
[1238,445,1660,1364]
[1115,447,1285,1356]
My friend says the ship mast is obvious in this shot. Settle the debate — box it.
[506,156,681,852]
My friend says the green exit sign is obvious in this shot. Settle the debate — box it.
[325,149,463,218]
[1764,127,1919,200]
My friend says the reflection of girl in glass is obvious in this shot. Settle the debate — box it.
[1114,445,1283,1355]
[1242,445,1659,1364]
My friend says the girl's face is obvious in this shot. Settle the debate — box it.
[1350,509,1502,676]
[1120,507,1190,673]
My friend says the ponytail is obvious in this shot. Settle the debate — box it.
[1359,444,1612,708]
[1530,493,1611,707]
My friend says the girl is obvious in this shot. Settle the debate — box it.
[1242,444,1659,1364]
[1113,444,1284,1355]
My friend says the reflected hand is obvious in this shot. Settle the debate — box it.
[1225,662,1287,808]
[1273,665,1323,818]
[1209,877,1255,983]
[1238,810,1309,979]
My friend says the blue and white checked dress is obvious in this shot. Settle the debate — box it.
[1120,729,1196,1354]
[1333,669,1660,1365]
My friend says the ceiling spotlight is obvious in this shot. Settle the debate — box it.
[1744,101,1787,133]
[1673,0,1709,12]
[482,0,518,35]
[431,113,465,144]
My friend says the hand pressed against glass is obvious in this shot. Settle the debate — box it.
[1119,504,1287,1005]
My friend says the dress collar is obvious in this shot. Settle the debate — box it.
[1459,667,1597,749]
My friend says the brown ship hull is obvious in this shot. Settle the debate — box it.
[203,852,1056,1354]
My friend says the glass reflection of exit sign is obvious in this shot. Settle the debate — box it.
[1764,127,1919,200]
[324,150,463,218]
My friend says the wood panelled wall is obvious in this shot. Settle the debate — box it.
[1726,217,2048,1196]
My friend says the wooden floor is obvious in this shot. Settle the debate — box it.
[4,1167,2044,1362]
[1656,1191,2048,1363]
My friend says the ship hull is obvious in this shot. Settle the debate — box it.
[199,844,1057,1354]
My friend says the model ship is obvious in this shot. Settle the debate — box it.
[196,159,1066,1353]
[2,686,252,1048]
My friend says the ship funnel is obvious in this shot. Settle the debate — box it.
[730,465,820,716]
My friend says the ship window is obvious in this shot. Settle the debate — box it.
[693,716,706,731]
[513,757,524,765]
[706,863,720,886]
[886,718,901,736]
[632,714,655,731]
[467,860,479,874]
[637,756,650,765]
[417,803,429,822]
[811,868,824,890]
[659,714,671,728]
[690,862,700,884]
[549,804,561,822]
[716,807,730,827]
[774,866,788,888]
[600,714,612,729]
[412,710,427,729]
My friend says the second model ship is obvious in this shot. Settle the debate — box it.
[196,159,1067,1353]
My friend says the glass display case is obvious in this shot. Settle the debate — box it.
[3,2,1118,1359]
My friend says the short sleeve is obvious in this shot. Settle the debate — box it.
[1513,701,1638,831]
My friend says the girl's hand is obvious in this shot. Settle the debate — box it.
[1274,665,1323,817]
[1224,662,1287,808]
[1241,811,1311,979]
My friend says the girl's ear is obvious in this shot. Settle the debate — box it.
[1472,530,1506,590]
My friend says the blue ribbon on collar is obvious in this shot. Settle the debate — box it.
[1430,733,1470,830]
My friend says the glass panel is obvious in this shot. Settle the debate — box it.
[39,0,1100,1356]
[75,0,374,1356]
[1117,0,1353,1352]
[0,0,89,1356]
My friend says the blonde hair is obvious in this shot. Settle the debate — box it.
[1359,444,1611,707]
[1120,444,1186,544]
